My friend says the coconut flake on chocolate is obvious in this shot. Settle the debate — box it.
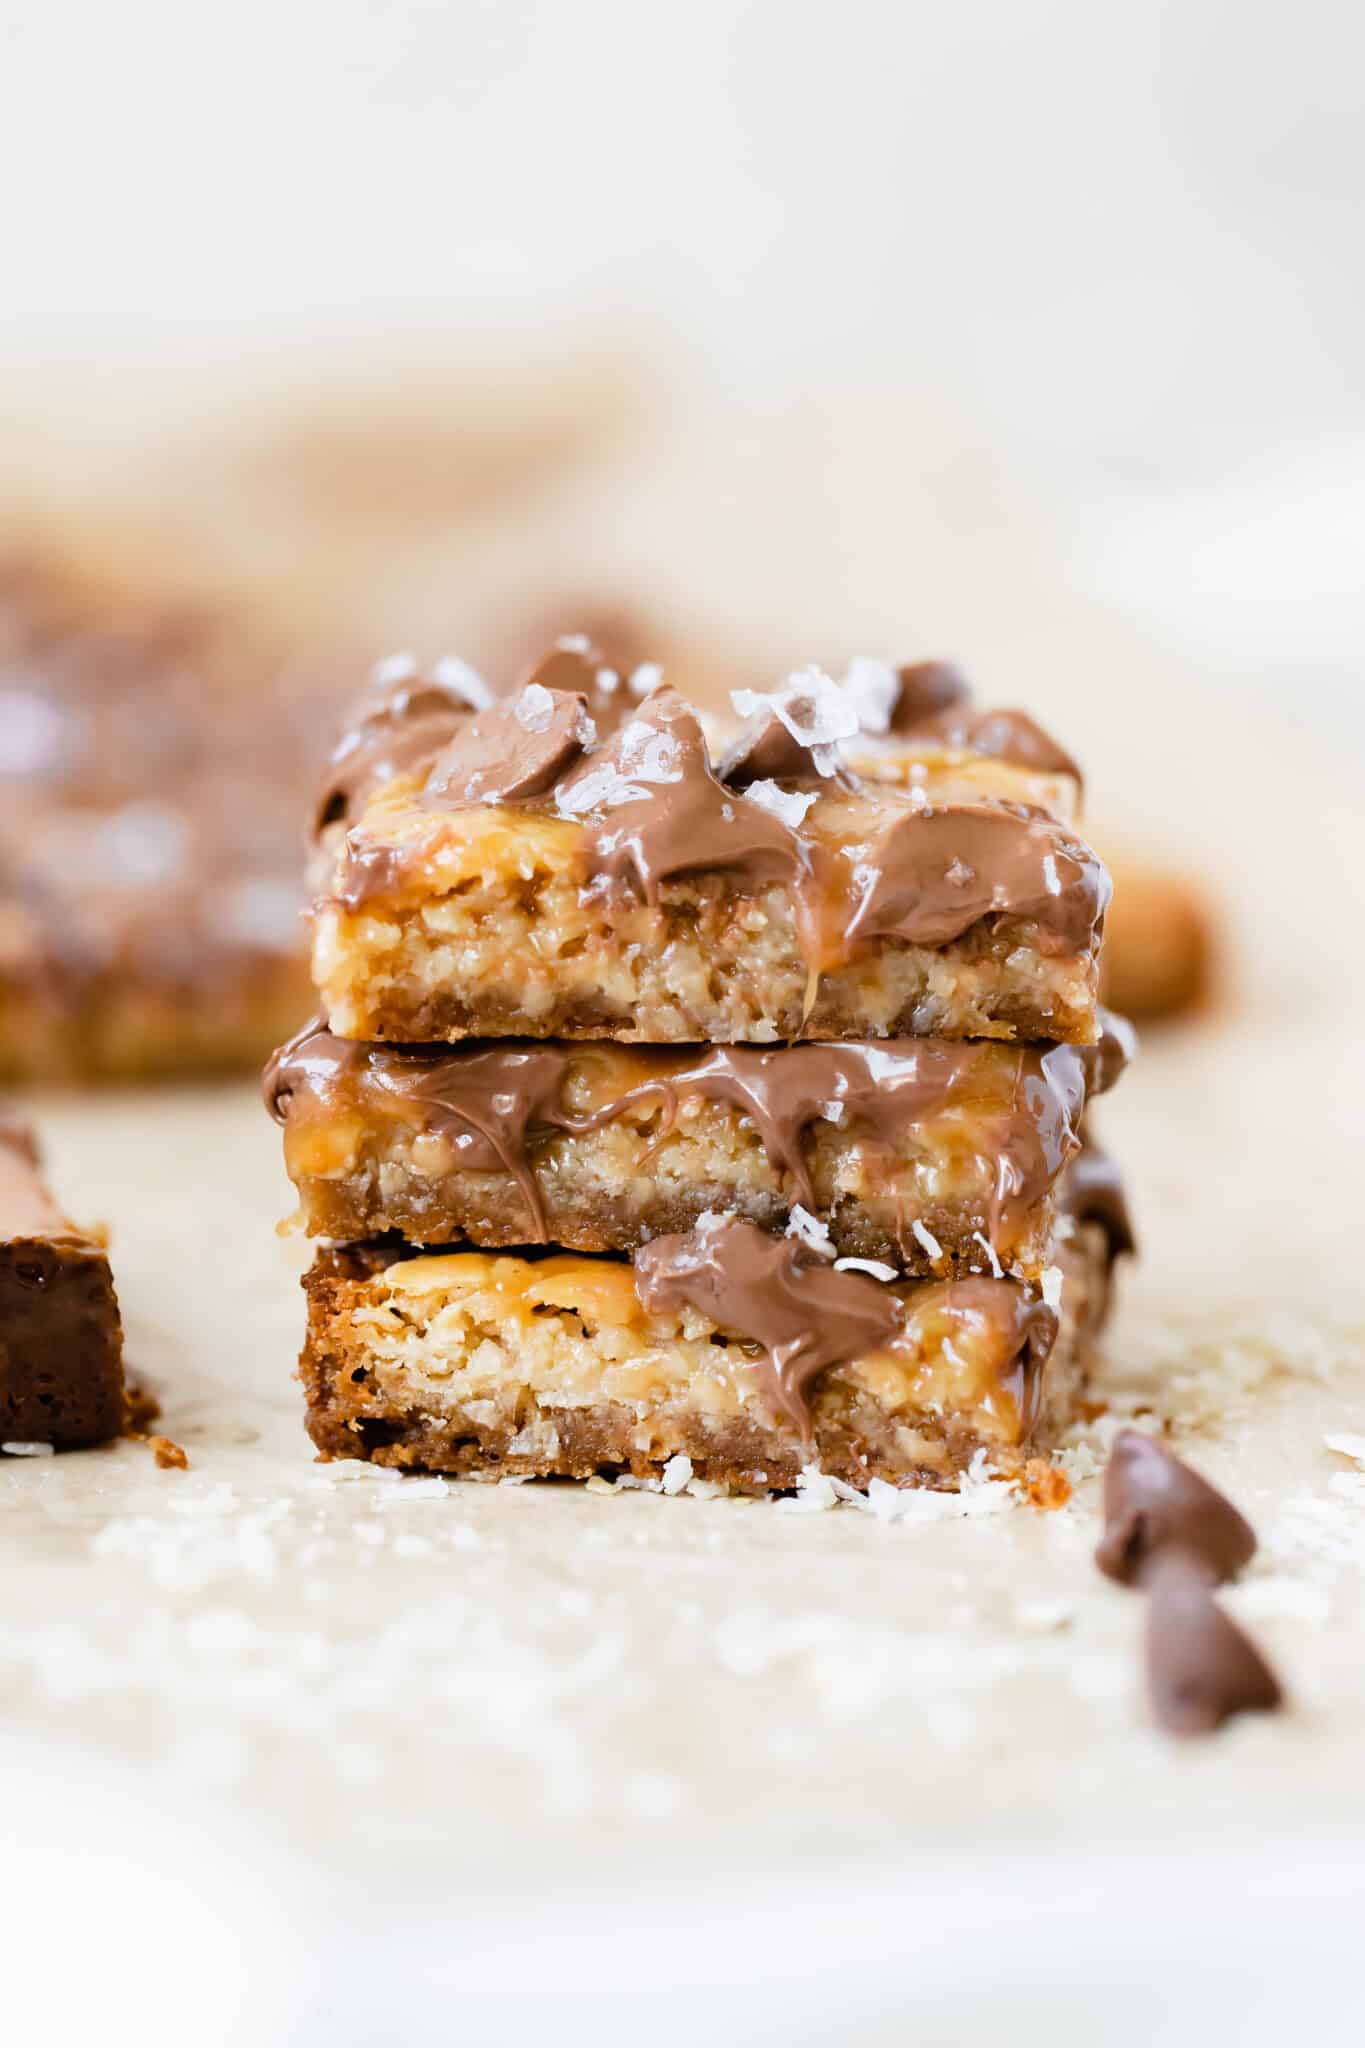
[425,687,595,807]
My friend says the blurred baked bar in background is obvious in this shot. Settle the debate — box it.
[0,547,326,1080]
[1098,846,1214,1024]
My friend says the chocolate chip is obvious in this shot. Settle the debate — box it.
[890,660,972,732]
[1096,1430,1256,1589]
[424,688,593,807]
[717,707,822,788]
[1144,1554,1284,1736]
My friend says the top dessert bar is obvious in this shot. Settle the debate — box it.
[309,647,1109,1046]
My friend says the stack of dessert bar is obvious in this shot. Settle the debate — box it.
[268,643,1132,1492]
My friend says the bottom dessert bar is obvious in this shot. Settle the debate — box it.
[299,1217,1111,1494]
[0,1119,126,1446]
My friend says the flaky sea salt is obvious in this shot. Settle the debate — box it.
[743,779,817,829]
[628,661,664,698]
[1040,1265,1064,1310]
[839,656,900,734]
[515,682,555,731]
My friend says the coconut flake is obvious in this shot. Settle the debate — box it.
[786,1205,836,1258]
[660,1454,693,1496]
[776,1463,841,1513]
[743,778,817,829]
[834,1257,899,1282]
[2,1440,55,1457]
[1324,1432,1365,1468]
[972,1231,1004,1279]
[911,1220,944,1262]
[1040,1264,1063,1310]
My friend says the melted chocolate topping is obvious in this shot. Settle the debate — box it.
[557,686,809,903]
[1143,1557,1284,1736]
[717,706,827,787]
[842,803,1108,955]
[633,1219,904,1438]
[1096,1431,1256,1589]
[634,1218,1057,1441]
[313,669,479,840]
[890,661,972,730]
[425,687,594,807]
[888,664,1082,783]
[266,1017,1129,1246]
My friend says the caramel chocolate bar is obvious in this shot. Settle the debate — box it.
[299,1211,1112,1492]
[0,1118,125,1447]
[309,654,1110,1046]
[266,1013,1131,1278]
[0,551,320,1081]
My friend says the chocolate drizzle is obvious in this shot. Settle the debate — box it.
[1060,1138,1136,1262]
[266,1018,1129,1249]
[633,1219,904,1438]
[557,686,812,904]
[1096,1431,1284,1737]
[633,1218,1058,1441]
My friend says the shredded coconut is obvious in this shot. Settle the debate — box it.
[972,1231,1004,1279]
[911,1220,944,1262]
[742,779,817,829]
[659,1454,693,1496]
[786,1205,836,1258]
[1325,1433,1365,1468]
[1040,1265,1064,1311]
[834,1257,899,1282]
[2,1440,55,1457]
